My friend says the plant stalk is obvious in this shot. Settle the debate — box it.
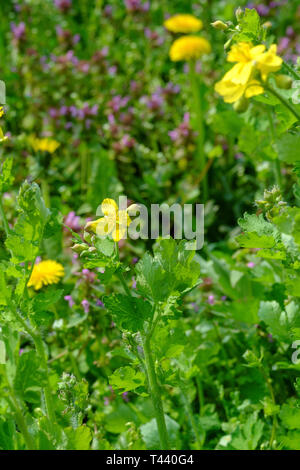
[142,336,169,450]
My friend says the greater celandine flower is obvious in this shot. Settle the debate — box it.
[214,42,282,103]
[164,14,203,33]
[85,198,132,242]
[169,35,211,61]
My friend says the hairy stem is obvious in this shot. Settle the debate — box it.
[142,336,169,449]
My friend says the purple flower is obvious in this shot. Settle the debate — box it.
[221,295,227,301]
[64,295,75,308]
[122,392,129,402]
[81,299,90,314]
[54,0,72,12]
[96,299,104,308]
[11,22,26,41]
[247,262,255,268]
[132,277,137,289]
[124,0,149,13]
[207,295,215,306]
[82,268,96,283]
[64,211,81,231]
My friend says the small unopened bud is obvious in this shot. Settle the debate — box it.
[233,96,249,113]
[262,21,272,29]
[72,243,87,254]
[211,20,228,31]
[275,74,293,90]
[235,7,244,22]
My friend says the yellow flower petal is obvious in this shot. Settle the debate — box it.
[169,35,211,62]
[101,198,118,217]
[164,14,203,33]
[95,216,115,237]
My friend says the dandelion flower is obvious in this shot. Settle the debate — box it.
[164,14,203,34]
[30,137,60,153]
[169,36,211,62]
[85,198,131,242]
[27,260,64,290]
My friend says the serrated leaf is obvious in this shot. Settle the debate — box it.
[104,293,152,332]
[109,366,145,393]
[136,238,201,303]
[14,350,47,403]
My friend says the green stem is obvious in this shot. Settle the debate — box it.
[266,108,282,189]
[32,333,56,425]
[41,179,50,209]
[260,365,277,448]
[142,336,169,449]
[189,60,208,202]
[0,196,9,235]
[4,369,35,450]
[266,84,300,121]
[180,386,202,449]
[283,61,300,80]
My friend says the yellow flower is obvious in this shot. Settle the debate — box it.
[215,78,264,103]
[255,44,283,81]
[85,198,131,242]
[30,137,60,153]
[214,42,282,103]
[27,260,64,290]
[169,36,211,61]
[0,127,8,143]
[164,14,203,33]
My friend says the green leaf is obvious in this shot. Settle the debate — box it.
[95,237,115,257]
[280,401,300,430]
[0,157,14,193]
[258,300,300,342]
[136,239,201,303]
[275,133,300,164]
[236,232,276,248]
[104,293,153,332]
[230,413,264,450]
[140,415,180,450]
[65,426,92,450]
[0,418,16,450]
[235,8,263,43]
[14,350,47,403]
[109,366,145,393]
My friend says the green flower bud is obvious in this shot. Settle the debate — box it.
[235,7,244,22]
[72,243,87,254]
[211,20,228,31]
[275,74,293,90]
[233,96,249,113]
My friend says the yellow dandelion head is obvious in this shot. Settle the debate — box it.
[164,14,203,34]
[169,35,211,62]
[27,260,64,290]
[30,136,60,153]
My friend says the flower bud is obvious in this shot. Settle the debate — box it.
[233,96,249,113]
[235,7,244,22]
[275,74,293,90]
[72,243,87,254]
[211,20,228,31]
